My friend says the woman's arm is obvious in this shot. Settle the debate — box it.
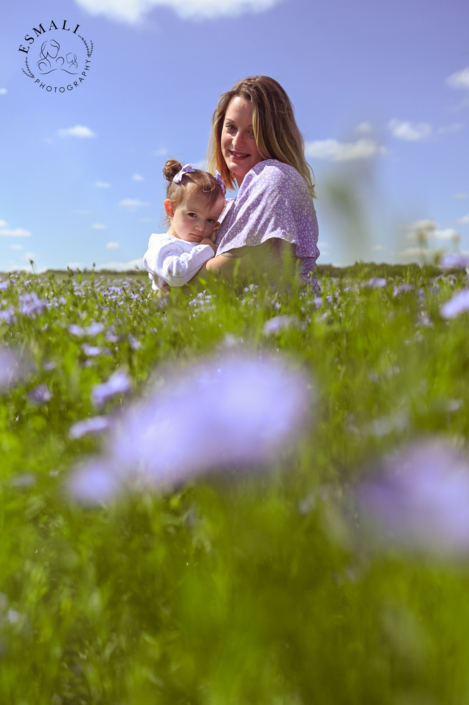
[178,255,237,296]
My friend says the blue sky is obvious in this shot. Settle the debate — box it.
[1,0,468,271]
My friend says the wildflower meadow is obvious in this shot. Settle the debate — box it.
[2,263,469,704]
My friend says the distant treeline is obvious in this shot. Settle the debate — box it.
[0,263,464,279]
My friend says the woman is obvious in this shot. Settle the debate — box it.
[188,75,320,290]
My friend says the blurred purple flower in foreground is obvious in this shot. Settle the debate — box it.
[82,343,111,357]
[92,370,131,408]
[440,290,469,319]
[69,415,111,440]
[69,352,314,503]
[263,315,300,335]
[365,278,387,289]
[357,441,469,556]
[19,292,47,317]
[29,384,52,404]
[393,284,415,297]
[439,253,469,270]
[0,348,29,393]
[68,459,121,503]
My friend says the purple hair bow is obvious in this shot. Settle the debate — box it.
[173,163,197,184]
[215,170,226,195]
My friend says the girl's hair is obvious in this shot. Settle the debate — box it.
[207,75,316,198]
[163,159,224,226]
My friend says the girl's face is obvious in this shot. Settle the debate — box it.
[165,192,225,244]
[221,96,263,187]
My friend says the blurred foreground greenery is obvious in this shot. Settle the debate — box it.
[0,263,468,704]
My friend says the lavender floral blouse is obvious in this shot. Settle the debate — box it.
[215,159,320,285]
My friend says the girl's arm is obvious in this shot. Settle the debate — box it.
[179,254,237,295]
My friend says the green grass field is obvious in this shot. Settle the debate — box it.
[1,264,469,704]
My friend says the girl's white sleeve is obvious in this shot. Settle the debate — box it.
[144,240,214,287]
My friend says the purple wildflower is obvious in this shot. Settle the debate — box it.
[128,335,141,350]
[107,352,313,488]
[263,315,300,335]
[29,384,52,404]
[365,278,387,288]
[357,441,469,557]
[0,307,16,325]
[67,459,121,504]
[0,281,9,291]
[440,253,469,270]
[393,284,415,297]
[92,370,131,408]
[440,290,469,319]
[68,324,85,337]
[85,322,105,336]
[82,343,111,357]
[69,416,111,440]
[0,348,29,392]
[19,292,47,317]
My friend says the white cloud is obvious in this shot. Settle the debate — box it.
[401,220,461,243]
[446,67,469,90]
[388,120,432,141]
[0,220,7,227]
[438,123,463,134]
[434,228,460,241]
[106,241,120,249]
[0,89,7,95]
[356,122,373,134]
[132,174,144,181]
[96,181,111,188]
[92,223,107,229]
[97,258,143,270]
[305,138,386,162]
[317,240,329,249]
[119,199,149,210]
[453,193,469,200]
[372,245,386,251]
[0,228,31,237]
[399,247,428,257]
[74,0,283,24]
[401,220,436,241]
[58,125,96,138]
[10,245,23,250]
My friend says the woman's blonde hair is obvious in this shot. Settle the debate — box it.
[207,75,316,198]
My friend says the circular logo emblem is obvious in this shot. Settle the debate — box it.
[19,20,93,94]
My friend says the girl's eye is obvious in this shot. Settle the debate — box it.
[187,212,197,218]
[207,219,216,224]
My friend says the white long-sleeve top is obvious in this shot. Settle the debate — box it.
[143,233,214,290]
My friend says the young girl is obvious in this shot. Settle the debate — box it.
[143,160,226,292]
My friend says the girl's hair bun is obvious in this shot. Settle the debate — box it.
[163,159,183,182]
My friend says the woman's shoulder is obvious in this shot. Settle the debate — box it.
[248,159,309,193]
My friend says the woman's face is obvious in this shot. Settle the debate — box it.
[221,96,263,186]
